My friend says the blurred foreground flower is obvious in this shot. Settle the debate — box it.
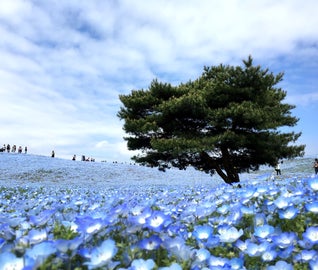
[267,260,293,270]
[0,252,23,270]
[83,239,118,269]
[130,258,155,270]
[24,241,56,269]
[158,262,182,270]
[308,178,318,191]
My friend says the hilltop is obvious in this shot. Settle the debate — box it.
[0,153,222,189]
[0,153,315,190]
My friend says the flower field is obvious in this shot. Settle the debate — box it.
[0,154,317,269]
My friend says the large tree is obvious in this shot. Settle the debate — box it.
[118,56,305,184]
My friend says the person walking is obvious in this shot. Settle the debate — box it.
[314,158,318,175]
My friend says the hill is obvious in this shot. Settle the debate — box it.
[0,153,315,189]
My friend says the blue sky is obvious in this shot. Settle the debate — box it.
[0,0,317,162]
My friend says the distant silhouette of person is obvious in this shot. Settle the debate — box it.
[82,155,85,161]
[6,144,10,153]
[314,158,318,175]
[51,150,55,158]
[12,145,16,152]
[18,146,22,153]
[275,161,282,175]
[72,154,76,161]
[25,146,27,154]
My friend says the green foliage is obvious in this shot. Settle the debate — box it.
[118,56,305,184]
[53,222,79,240]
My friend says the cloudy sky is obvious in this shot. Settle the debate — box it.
[1,0,317,162]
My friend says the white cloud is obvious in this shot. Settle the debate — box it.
[1,0,318,161]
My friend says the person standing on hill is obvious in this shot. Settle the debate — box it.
[275,161,282,175]
[25,146,27,154]
[314,159,318,175]
[51,150,55,158]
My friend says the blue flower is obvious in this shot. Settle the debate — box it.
[75,216,103,234]
[217,204,230,214]
[55,237,82,254]
[305,201,318,213]
[254,213,267,226]
[29,209,55,226]
[310,258,318,270]
[0,252,24,270]
[254,225,275,239]
[128,206,152,225]
[162,236,192,261]
[273,196,290,209]
[261,248,277,262]
[308,178,318,191]
[144,211,171,232]
[294,249,317,262]
[0,223,15,240]
[138,235,162,250]
[130,258,155,270]
[193,248,210,262]
[218,225,243,243]
[302,226,318,244]
[192,225,213,241]
[0,238,5,249]
[267,260,293,270]
[158,262,182,270]
[83,239,118,269]
[24,241,57,268]
[228,257,244,270]
[225,206,242,225]
[272,232,297,248]
[245,242,261,256]
[277,245,294,259]
[278,206,299,219]
[27,229,48,245]
[208,255,229,268]
[235,239,248,252]
[298,238,313,249]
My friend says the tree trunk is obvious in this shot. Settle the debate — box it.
[200,150,240,185]
[221,147,240,184]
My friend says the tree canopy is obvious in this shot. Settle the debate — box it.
[117,56,305,184]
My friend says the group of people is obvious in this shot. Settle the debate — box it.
[1,144,27,154]
[80,155,95,162]
[51,151,95,162]
[72,154,95,162]
[275,159,318,176]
